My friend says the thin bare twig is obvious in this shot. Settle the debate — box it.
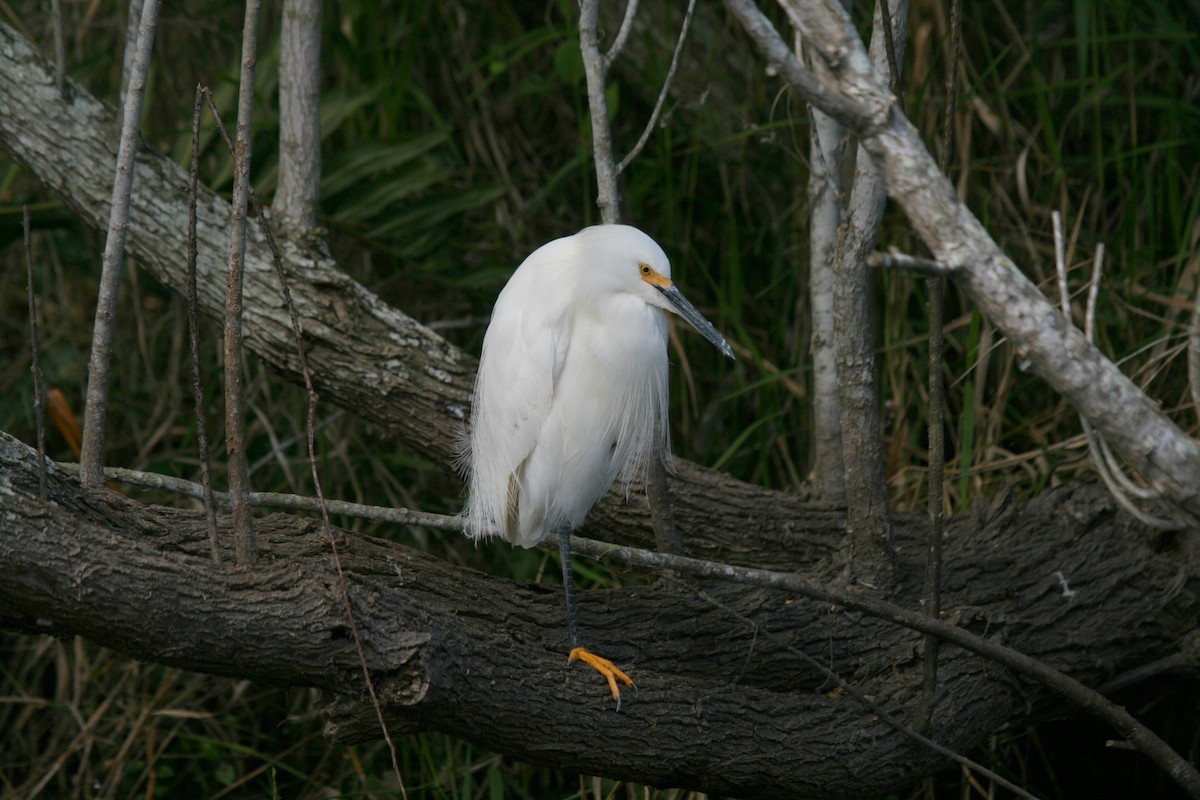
[1084,243,1103,342]
[617,0,698,174]
[1098,629,1200,695]
[601,0,641,69]
[866,250,957,275]
[253,183,407,796]
[1078,248,1170,507]
[647,455,683,558]
[224,0,262,564]
[1081,246,1157,499]
[1190,248,1200,423]
[194,84,407,788]
[120,0,145,102]
[58,461,459,530]
[24,207,47,500]
[79,0,161,488]
[918,0,960,736]
[917,227,945,731]
[1053,212,1071,320]
[187,85,221,564]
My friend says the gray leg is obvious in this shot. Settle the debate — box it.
[558,526,583,649]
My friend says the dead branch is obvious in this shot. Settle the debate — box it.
[78,0,160,488]
[221,0,263,564]
[723,0,1200,518]
[275,0,323,235]
[186,86,221,563]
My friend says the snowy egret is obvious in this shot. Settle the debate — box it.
[462,224,734,705]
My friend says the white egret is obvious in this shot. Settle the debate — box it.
[462,224,734,704]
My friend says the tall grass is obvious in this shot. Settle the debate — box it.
[2,0,1199,796]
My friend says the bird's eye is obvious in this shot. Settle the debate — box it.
[640,264,651,276]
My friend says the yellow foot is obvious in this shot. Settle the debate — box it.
[568,646,635,705]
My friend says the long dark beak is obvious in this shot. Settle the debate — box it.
[655,284,736,360]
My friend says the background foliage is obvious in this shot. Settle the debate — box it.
[1,0,1198,797]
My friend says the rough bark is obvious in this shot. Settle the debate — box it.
[830,0,907,564]
[275,0,322,235]
[0,19,834,570]
[0,433,1195,798]
[578,0,621,224]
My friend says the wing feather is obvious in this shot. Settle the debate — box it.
[462,240,573,542]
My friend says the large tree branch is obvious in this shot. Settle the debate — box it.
[1,433,1195,797]
[4,16,1200,798]
[727,0,1200,517]
[0,20,840,570]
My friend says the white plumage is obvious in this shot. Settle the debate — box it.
[463,224,731,546]
[459,224,733,703]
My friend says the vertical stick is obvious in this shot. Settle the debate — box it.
[578,0,620,224]
[917,0,961,735]
[79,0,161,488]
[578,0,697,557]
[225,0,263,564]
[120,0,146,102]
[246,147,407,790]
[647,454,684,557]
[202,77,404,787]
[831,0,908,570]
[24,207,48,500]
[276,0,323,235]
[1191,274,1200,425]
[802,28,848,504]
[188,86,222,565]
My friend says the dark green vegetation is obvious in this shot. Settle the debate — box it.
[2,0,1198,797]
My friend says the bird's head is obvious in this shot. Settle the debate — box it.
[573,224,735,360]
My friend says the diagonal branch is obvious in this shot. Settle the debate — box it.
[602,0,640,68]
[725,0,877,128]
[616,0,698,175]
[724,0,1200,517]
